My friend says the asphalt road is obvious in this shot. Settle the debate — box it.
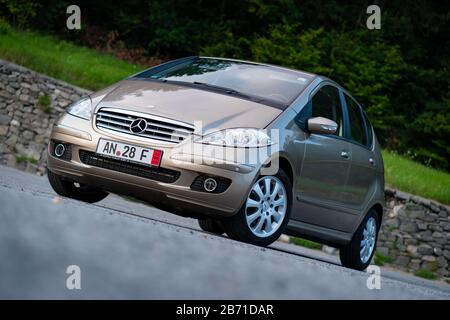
[0,165,449,299]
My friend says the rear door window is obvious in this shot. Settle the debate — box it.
[344,94,369,147]
[362,110,373,149]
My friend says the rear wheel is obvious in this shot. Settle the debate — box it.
[339,209,379,270]
[47,170,109,203]
[221,169,292,247]
[198,218,224,235]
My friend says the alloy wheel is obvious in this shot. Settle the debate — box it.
[245,176,287,238]
[360,217,377,263]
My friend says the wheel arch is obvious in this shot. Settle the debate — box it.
[258,152,295,187]
[278,156,294,187]
[350,200,385,237]
[371,202,384,227]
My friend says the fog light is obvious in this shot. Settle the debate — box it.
[54,143,66,157]
[203,177,217,192]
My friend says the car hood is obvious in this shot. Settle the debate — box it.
[92,79,282,133]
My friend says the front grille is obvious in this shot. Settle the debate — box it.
[79,150,180,183]
[95,108,195,143]
[190,175,231,193]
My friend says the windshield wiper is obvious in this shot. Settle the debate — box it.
[191,81,247,96]
[191,81,288,107]
[149,76,168,82]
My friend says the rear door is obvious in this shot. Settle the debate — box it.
[341,94,377,211]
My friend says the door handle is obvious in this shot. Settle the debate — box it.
[369,157,375,165]
[341,151,350,159]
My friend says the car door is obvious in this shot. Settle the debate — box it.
[293,84,354,232]
[340,93,378,211]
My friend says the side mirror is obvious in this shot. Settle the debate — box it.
[307,117,338,135]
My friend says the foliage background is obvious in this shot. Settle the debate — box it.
[1,0,449,171]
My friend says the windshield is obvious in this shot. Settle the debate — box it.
[135,57,313,106]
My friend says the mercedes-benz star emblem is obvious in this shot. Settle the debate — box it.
[130,118,147,134]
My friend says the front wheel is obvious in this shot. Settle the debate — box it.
[339,209,380,270]
[221,169,292,247]
[47,170,109,203]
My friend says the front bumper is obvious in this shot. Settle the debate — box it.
[47,113,261,217]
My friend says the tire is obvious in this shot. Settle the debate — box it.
[221,168,292,247]
[47,170,109,204]
[339,209,380,271]
[198,218,224,235]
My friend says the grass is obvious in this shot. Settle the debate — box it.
[37,94,51,113]
[414,268,437,280]
[373,252,393,266]
[383,150,450,205]
[15,155,38,165]
[289,237,323,250]
[1,28,450,205]
[0,29,142,90]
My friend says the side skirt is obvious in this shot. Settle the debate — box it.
[285,219,353,248]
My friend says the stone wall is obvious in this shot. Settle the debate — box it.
[0,59,91,175]
[0,59,449,277]
[379,189,450,277]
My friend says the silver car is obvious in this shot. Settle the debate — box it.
[47,57,385,270]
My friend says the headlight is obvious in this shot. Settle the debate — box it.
[67,97,93,120]
[196,128,272,147]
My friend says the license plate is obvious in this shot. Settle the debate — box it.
[96,139,163,167]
